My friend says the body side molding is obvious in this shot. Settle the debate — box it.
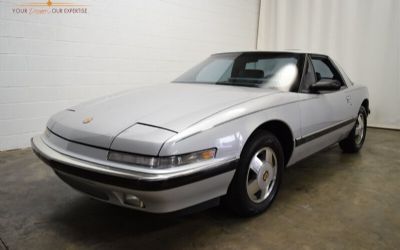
[295,118,356,147]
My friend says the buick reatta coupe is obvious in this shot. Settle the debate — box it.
[32,52,369,216]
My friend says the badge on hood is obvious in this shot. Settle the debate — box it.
[82,117,93,124]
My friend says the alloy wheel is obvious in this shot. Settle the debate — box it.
[246,147,278,203]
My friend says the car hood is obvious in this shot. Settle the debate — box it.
[48,83,278,150]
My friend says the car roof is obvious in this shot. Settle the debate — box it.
[212,50,328,57]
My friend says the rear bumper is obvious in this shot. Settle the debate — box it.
[31,135,237,213]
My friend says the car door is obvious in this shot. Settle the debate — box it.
[295,55,355,159]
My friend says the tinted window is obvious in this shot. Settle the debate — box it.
[174,52,305,92]
[311,59,334,79]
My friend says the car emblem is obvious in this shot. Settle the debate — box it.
[82,117,93,124]
[263,171,269,181]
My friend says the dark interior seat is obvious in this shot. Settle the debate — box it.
[237,69,264,78]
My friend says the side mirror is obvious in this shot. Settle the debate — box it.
[310,79,341,92]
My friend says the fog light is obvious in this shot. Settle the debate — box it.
[124,194,145,208]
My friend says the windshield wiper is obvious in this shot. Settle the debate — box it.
[215,81,260,88]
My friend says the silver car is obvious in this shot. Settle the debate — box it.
[31,51,369,216]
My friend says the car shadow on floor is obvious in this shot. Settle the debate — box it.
[44,145,362,248]
[47,194,252,248]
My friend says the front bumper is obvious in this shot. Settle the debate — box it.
[31,135,237,213]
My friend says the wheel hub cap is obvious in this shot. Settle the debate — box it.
[354,113,365,144]
[246,147,278,203]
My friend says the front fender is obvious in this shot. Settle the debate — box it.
[159,96,302,162]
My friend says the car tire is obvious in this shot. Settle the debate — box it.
[225,130,284,217]
[339,106,367,153]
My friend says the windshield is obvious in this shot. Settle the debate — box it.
[174,52,304,91]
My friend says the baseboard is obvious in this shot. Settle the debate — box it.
[368,125,400,131]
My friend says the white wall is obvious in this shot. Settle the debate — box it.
[0,0,260,150]
[258,0,400,129]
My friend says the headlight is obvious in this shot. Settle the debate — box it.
[108,148,216,169]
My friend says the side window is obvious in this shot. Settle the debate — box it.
[311,57,344,86]
[311,59,334,80]
[300,56,346,93]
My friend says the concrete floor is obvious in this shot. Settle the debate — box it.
[0,128,399,250]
